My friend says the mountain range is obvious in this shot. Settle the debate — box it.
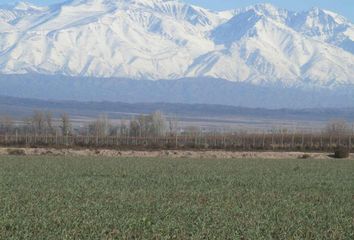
[0,0,353,108]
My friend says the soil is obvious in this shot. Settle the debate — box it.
[1,147,353,160]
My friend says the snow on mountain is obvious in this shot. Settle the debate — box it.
[13,1,46,11]
[0,0,353,89]
[208,5,354,86]
[287,7,354,54]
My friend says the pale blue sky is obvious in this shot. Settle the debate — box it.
[1,0,353,21]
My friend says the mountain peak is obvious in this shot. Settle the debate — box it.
[252,3,279,11]
[243,3,290,22]
[305,6,350,24]
[308,6,322,14]
[67,0,177,5]
[13,1,44,11]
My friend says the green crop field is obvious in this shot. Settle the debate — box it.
[0,156,353,239]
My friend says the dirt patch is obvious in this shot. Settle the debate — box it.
[6,148,26,156]
[1,147,353,160]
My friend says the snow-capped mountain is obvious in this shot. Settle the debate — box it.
[0,0,353,89]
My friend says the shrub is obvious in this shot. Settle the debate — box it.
[334,147,349,159]
[7,148,26,156]
[300,154,311,159]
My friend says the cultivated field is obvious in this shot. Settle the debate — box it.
[0,156,353,239]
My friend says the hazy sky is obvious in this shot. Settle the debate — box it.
[0,0,353,21]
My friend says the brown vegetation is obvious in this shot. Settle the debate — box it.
[334,147,350,159]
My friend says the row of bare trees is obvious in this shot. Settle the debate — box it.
[0,111,353,151]
[0,111,171,140]
[0,111,70,136]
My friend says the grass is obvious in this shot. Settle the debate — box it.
[0,156,353,239]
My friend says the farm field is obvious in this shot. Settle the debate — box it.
[0,156,353,239]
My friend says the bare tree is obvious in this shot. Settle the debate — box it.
[0,116,14,134]
[151,111,166,137]
[89,114,111,138]
[22,117,33,134]
[32,110,45,135]
[60,113,71,136]
[324,120,352,147]
[45,111,54,135]
[129,117,140,137]
[127,112,167,138]
[325,120,350,137]
[119,120,128,136]
[168,115,179,135]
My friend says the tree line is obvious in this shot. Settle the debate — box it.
[0,111,353,151]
